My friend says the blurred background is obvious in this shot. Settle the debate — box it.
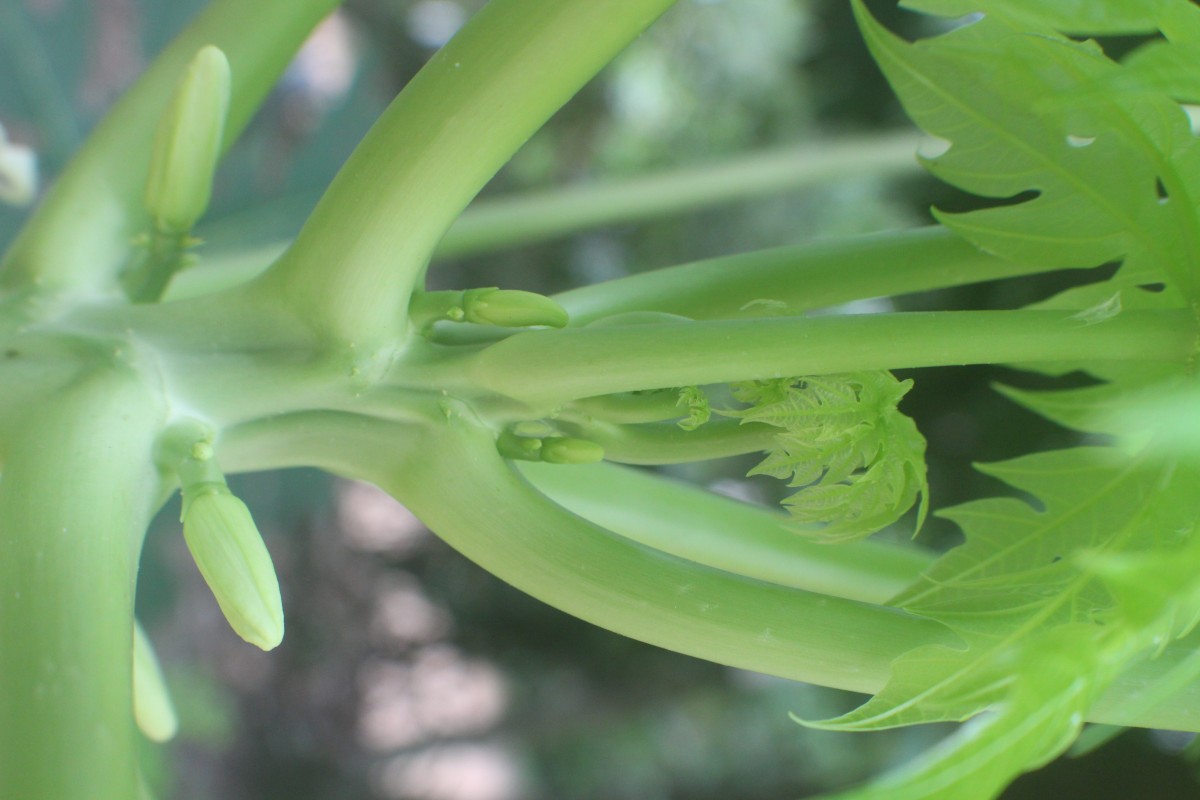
[2,0,1199,797]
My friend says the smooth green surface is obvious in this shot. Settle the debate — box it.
[167,141,933,302]
[520,460,934,604]
[258,0,680,344]
[4,1,1200,798]
[473,310,1197,407]
[0,369,162,800]
[436,131,925,259]
[557,226,1071,324]
[389,415,957,695]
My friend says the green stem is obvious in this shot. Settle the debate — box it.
[0,0,341,295]
[520,461,933,604]
[567,389,685,423]
[436,131,925,259]
[216,410,431,476]
[0,369,162,800]
[470,309,1196,407]
[189,403,1200,729]
[255,0,680,344]
[165,144,932,302]
[385,412,957,694]
[557,417,780,464]
[557,226,1081,324]
[121,231,196,304]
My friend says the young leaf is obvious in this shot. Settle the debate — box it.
[675,386,711,431]
[723,372,928,542]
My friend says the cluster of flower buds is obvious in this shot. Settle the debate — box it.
[496,428,604,464]
[459,287,569,328]
[411,287,570,330]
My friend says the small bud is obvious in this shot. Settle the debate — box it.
[496,428,544,461]
[144,45,231,233]
[462,288,569,328]
[540,437,605,464]
[182,484,284,650]
[132,621,177,742]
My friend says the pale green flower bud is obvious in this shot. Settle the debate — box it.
[540,437,605,464]
[144,45,231,233]
[462,287,569,328]
[182,484,284,651]
[132,621,177,742]
[496,428,544,461]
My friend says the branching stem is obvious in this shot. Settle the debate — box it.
[256,0,680,344]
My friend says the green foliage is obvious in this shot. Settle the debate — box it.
[5,1,1200,798]
[675,385,711,431]
[791,3,1200,797]
[722,372,928,542]
[859,0,1200,301]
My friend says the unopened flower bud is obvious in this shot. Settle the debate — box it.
[132,621,177,742]
[144,45,231,233]
[462,287,569,328]
[496,428,544,461]
[540,437,605,464]
[182,484,284,650]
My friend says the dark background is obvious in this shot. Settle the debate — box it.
[1,0,1196,797]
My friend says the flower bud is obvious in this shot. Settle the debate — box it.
[132,621,177,742]
[144,45,231,233]
[462,287,569,328]
[182,484,284,650]
[496,428,543,461]
[540,437,605,464]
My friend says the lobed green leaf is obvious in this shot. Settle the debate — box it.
[722,372,928,542]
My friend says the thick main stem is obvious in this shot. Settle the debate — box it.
[0,369,162,800]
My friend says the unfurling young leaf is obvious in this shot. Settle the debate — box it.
[675,386,710,431]
[723,372,928,542]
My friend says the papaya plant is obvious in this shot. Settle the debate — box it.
[5,0,1200,798]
